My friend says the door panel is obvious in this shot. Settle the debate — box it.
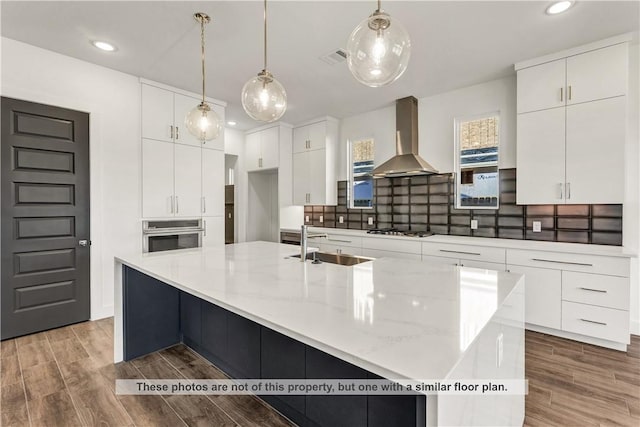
[307,121,326,150]
[174,144,202,217]
[1,97,90,339]
[245,132,261,172]
[517,59,566,113]
[260,126,280,169]
[202,149,224,216]
[141,84,174,143]
[507,265,561,329]
[173,93,203,147]
[292,151,308,205]
[142,139,174,218]
[308,149,326,205]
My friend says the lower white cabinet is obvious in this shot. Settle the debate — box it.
[507,265,562,330]
[202,148,224,217]
[361,248,421,260]
[561,301,629,343]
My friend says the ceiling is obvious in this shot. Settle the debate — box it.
[2,1,638,130]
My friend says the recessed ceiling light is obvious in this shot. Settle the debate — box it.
[546,1,574,15]
[227,121,237,126]
[92,40,116,52]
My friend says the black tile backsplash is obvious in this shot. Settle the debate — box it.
[303,168,623,246]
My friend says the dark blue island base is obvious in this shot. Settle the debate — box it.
[123,266,426,427]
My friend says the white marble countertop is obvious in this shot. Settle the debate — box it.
[115,242,523,381]
[289,227,637,258]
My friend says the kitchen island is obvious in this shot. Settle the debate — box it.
[114,241,525,426]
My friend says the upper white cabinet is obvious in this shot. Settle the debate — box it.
[292,118,338,205]
[245,125,280,172]
[141,82,225,150]
[515,39,629,205]
[141,81,225,221]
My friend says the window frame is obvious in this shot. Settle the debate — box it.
[453,111,500,210]
[347,138,375,210]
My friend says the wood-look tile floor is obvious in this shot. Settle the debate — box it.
[1,319,638,426]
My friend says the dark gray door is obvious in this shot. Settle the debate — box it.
[1,97,90,340]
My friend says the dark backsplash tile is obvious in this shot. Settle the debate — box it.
[304,169,622,246]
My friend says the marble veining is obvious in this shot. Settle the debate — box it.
[115,242,523,381]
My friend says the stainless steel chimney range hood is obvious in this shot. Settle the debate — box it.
[372,96,438,178]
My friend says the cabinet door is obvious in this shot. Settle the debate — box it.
[517,59,566,113]
[260,126,280,170]
[142,139,175,218]
[227,312,261,378]
[173,93,203,147]
[308,149,327,205]
[516,108,566,205]
[202,216,224,248]
[141,85,174,143]
[245,132,262,172]
[565,96,625,204]
[201,301,228,362]
[174,144,202,217]
[566,43,627,105]
[507,265,561,329]
[292,151,309,205]
[307,121,327,150]
[460,260,505,271]
[180,292,201,346]
[292,126,308,153]
[202,149,224,216]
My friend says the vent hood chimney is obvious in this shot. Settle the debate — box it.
[372,96,438,178]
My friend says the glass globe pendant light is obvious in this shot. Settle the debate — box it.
[346,0,411,87]
[185,13,221,142]
[241,0,287,122]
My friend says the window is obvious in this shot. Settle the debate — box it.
[348,138,375,209]
[454,112,500,209]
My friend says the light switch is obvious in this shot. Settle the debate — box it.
[339,216,344,224]
[532,221,542,232]
[368,217,374,225]
[470,219,478,230]
[319,215,324,223]
[305,215,310,223]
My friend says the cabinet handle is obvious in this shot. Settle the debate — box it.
[579,318,606,326]
[203,220,207,237]
[337,249,342,254]
[560,87,563,102]
[202,197,206,213]
[578,287,607,293]
[327,238,352,243]
[259,158,262,168]
[175,196,179,213]
[439,249,481,256]
[566,182,571,199]
[170,125,174,139]
[169,196,174,214]
[175,126,179,140]
[530,258,593,267]
[568,85,572,101]
[557,183,563,199]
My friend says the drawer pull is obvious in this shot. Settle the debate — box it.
[531,258,593,267]
[579,318,607,326]
[578,287,607,293]
[327,239,352,243]
[440,249,481,256]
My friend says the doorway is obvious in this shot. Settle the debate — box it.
[1,97,91,340]
[247,170,279,242]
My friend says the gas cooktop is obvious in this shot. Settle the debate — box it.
[366,228,434,238]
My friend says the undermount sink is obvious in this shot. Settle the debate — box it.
[290,252,374,266]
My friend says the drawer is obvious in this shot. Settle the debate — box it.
[314,242,361,256]
[309,233,362,248]
[506,249,629,277]
[361,247,421,261]
[361,237,421,255]
[561,301,629,343]
[461,260,506,271]
[422,242,505,264]
[562,272,629,310]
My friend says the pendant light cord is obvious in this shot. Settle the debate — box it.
[263,0,268,71]
[377,0,381,12]
[200,16,206,104]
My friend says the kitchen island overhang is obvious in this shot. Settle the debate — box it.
[114,242,525,426]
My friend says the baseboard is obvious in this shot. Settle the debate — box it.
[631,319,640,336]
[91,305,114,321]
[525,323,628,351]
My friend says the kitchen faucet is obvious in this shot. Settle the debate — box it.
[300,225,327,262]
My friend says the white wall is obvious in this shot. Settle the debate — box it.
[338,76,516,180]
[1,37,141,320]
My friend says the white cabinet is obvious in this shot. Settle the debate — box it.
[246,126,280,172]
[202,148,224,217]
[202,216,224,248]
[142,139,175,217]
[174,144,202,217]
[507,265,562,330]
[516,41,628,205]
[506,248,630,349]
[292,118,338,205]
[141,83,225,150]
[293,121,326,153]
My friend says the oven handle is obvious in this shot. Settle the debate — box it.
[143,228,204,235]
